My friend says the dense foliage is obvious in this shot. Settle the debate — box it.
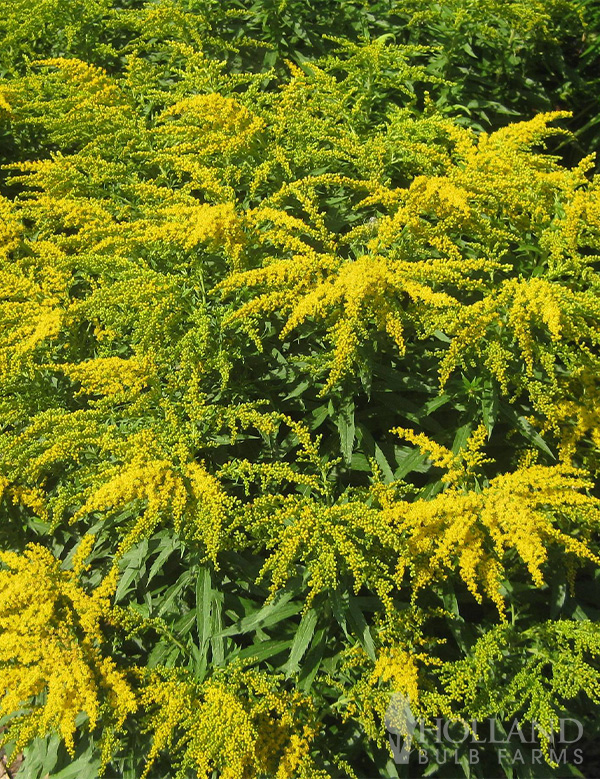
[1,1,600,778]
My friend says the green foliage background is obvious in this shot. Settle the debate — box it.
[1,1,600,778]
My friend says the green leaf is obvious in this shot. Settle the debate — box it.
[350,452,372,472]
[347,596,376,661]
[285,607,318,675]
[451,422,472,454]
[157,570,193,617]
[298,627,326,692]
[357,424,395,482]
[20,735,60,779]
[481,380,499,436]
[500,406,555,460]
[374,443,395,483]
[115,540,149,602]
[394,447,428,480]
[196,565,212,653]
[310,404,330,430]
[423,393,451,415]
[337,398,356,465]
[210,592,225,666]
[236,638,293,664]
[216,593,303,638]
[51,755,102,779]
[284,379,311,399]
[147,534,178,584]
[330,589,351,641]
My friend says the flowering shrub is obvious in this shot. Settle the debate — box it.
[1,2,600,778]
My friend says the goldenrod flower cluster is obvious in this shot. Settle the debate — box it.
[0,543,136,760]
[238,453,600,619]
[138,664,324,779]
[0,2,599,776]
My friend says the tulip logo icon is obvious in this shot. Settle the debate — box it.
[385,692,417,765]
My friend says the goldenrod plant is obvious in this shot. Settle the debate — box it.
[1,1,600,777]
